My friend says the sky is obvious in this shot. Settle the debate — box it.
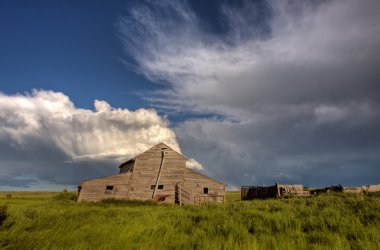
[0,0,379,190]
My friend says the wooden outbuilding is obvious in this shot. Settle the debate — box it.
[241,183,310,200]
[77,142,225,204]
[343,184,380,194]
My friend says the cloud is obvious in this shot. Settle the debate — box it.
[119,0,380,115]
[185,158,203,170]
[0,90,180,188]
[119,0,380,186]
[0,175,38,188]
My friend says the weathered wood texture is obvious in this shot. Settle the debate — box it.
[241,183,309,200]
[126,143,186,204]
[277,184,309,196]
[183,168,225,204]
[344,184,380,193]
[77,173,132,202]
[78,142,225,204]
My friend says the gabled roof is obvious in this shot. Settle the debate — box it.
[78,172,131,186]
[119,142,188,168]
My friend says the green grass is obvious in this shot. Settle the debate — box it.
[225,191,241,202]
[0,192,379,249]
[0,191,62,199]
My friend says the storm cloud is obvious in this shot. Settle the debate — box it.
[0,90,181,188]
[119,0,380,187]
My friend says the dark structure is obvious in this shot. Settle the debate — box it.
[309,185,344,195]
[241,183,310,200]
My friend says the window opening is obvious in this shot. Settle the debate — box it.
[105,185,114,194]
[203,188,209,194]
[151,185,164,190]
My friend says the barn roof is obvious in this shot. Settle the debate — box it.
[78,172,131,186]
[119,142,188,168]
[186,168,226,186]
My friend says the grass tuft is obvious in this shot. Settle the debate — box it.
[0,205,8,226]
[53,191,77,202]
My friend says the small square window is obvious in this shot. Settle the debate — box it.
[105,185,114,194]
[203,188,209,194]
[158,185,164,189]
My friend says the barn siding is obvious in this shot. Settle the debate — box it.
[126,143,186,204]
[77,173,132,202]
[183,168,225,203]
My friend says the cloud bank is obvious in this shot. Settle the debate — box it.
[0,90,182,188]
[119,0,380,186]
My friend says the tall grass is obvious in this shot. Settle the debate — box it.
[0,192,379,249]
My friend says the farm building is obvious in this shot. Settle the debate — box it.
[343,184,380,194]
[241,183,310,200]
[308,184,380,194]
[77,142,225,204]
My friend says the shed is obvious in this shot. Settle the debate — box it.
[241,183,310,200]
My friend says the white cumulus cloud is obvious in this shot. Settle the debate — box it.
[186,158,204,170]
[0,90,181,188]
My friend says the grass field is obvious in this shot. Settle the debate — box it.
[0,191,379,250]
[0,191,60,199]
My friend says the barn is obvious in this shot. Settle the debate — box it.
[77,142,225,204]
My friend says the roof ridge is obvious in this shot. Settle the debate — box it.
[119,142,187,168]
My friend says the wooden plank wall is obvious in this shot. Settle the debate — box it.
[344,184,380,193]
[183,168,225,203]
[242,184,309,200]
[126,143,186,204]
[77,173,132,202]
[277,184,309,196]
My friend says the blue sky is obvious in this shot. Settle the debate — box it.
[0,0,240,111]
[0,0,379,190]
[0,0,157,110]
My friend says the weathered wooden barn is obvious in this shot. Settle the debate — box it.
[241,183,310,200]
[77,142,225,204]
